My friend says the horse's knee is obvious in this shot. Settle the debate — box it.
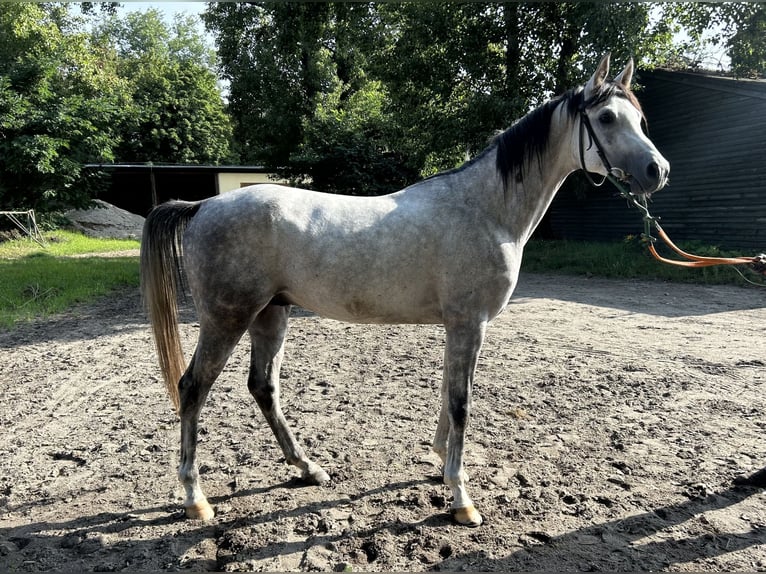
[449,396,470,429]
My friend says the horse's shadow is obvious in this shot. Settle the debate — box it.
[0,477,441,571]
[439,476,766,571]
[212,476,766,571]
[2,475,764,571]
[513,272,766,318]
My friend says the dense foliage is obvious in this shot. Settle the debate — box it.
[0,4,232,211]
[92,10,234,165]
[204,2,764,195]
[0,4,129,210]
[0,2,763,211]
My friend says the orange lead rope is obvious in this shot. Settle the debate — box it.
[649,223,763,269]
[604,174,766,278]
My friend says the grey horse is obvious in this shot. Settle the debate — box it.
[141,54,669,527]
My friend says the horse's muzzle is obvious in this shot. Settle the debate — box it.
[625,155,670,196]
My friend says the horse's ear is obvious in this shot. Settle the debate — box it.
[614,58,634,89]
[584,53,611,101]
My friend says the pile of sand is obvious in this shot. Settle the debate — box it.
[65,200,144,241]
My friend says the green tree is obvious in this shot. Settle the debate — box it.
[662,2,763,76]
[728,5,766,78]
[0,3,128,210]
[204,2,415,194]
[204,3,329,168]
[93,9,234,164]
[0,4,234,212]
[290,80,418,195]
[370,2,688,174]
[206,2,766,194]
[371,3,524,175]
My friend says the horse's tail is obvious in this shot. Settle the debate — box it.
[140,200,201,413]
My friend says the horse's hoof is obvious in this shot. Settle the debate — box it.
[303,465,331,485]
[451,505,483,527]
[185,500,215,521]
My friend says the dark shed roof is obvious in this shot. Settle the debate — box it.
[548,69,766,250]
[84,163,272,216]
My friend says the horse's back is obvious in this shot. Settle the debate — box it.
[182,184,452,323]
[182,182,518,325]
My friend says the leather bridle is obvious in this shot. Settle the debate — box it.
[578,106,612,188]
[581,104,766,281]
[578,98,650,191]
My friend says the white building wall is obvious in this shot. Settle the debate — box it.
[216,172,287,193]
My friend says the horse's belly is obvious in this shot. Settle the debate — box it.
[283,287,444,325]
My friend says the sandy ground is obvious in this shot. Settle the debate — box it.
[1,272,765,572]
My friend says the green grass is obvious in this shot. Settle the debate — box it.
[521,236,762,286]
[0,231,140,329]
[0,230,139,259]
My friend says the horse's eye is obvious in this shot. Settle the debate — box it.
[599,111,616,125]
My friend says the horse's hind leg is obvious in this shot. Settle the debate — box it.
[178,324,246,520]
[248,304,330,485]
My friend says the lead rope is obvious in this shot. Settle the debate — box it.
[578,108,765,285]
[604,173,766,286]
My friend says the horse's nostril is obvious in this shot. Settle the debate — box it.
[647,161,660,181]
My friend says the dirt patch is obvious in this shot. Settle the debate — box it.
[1,273,765,572]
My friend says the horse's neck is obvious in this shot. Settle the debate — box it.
[504,106,579,245]
[431,104,578,245]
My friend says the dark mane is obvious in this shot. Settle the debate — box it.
[421,80,642,190]
[495,81,643,188]
[494,88,582,189]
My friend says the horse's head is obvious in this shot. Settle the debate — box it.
[577,54,669,195]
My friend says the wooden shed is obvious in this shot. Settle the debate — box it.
[85,164,285,216]
[548,69,766,250]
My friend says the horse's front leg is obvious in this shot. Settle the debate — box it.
[248,304,330,485]
[439,320,486,527]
